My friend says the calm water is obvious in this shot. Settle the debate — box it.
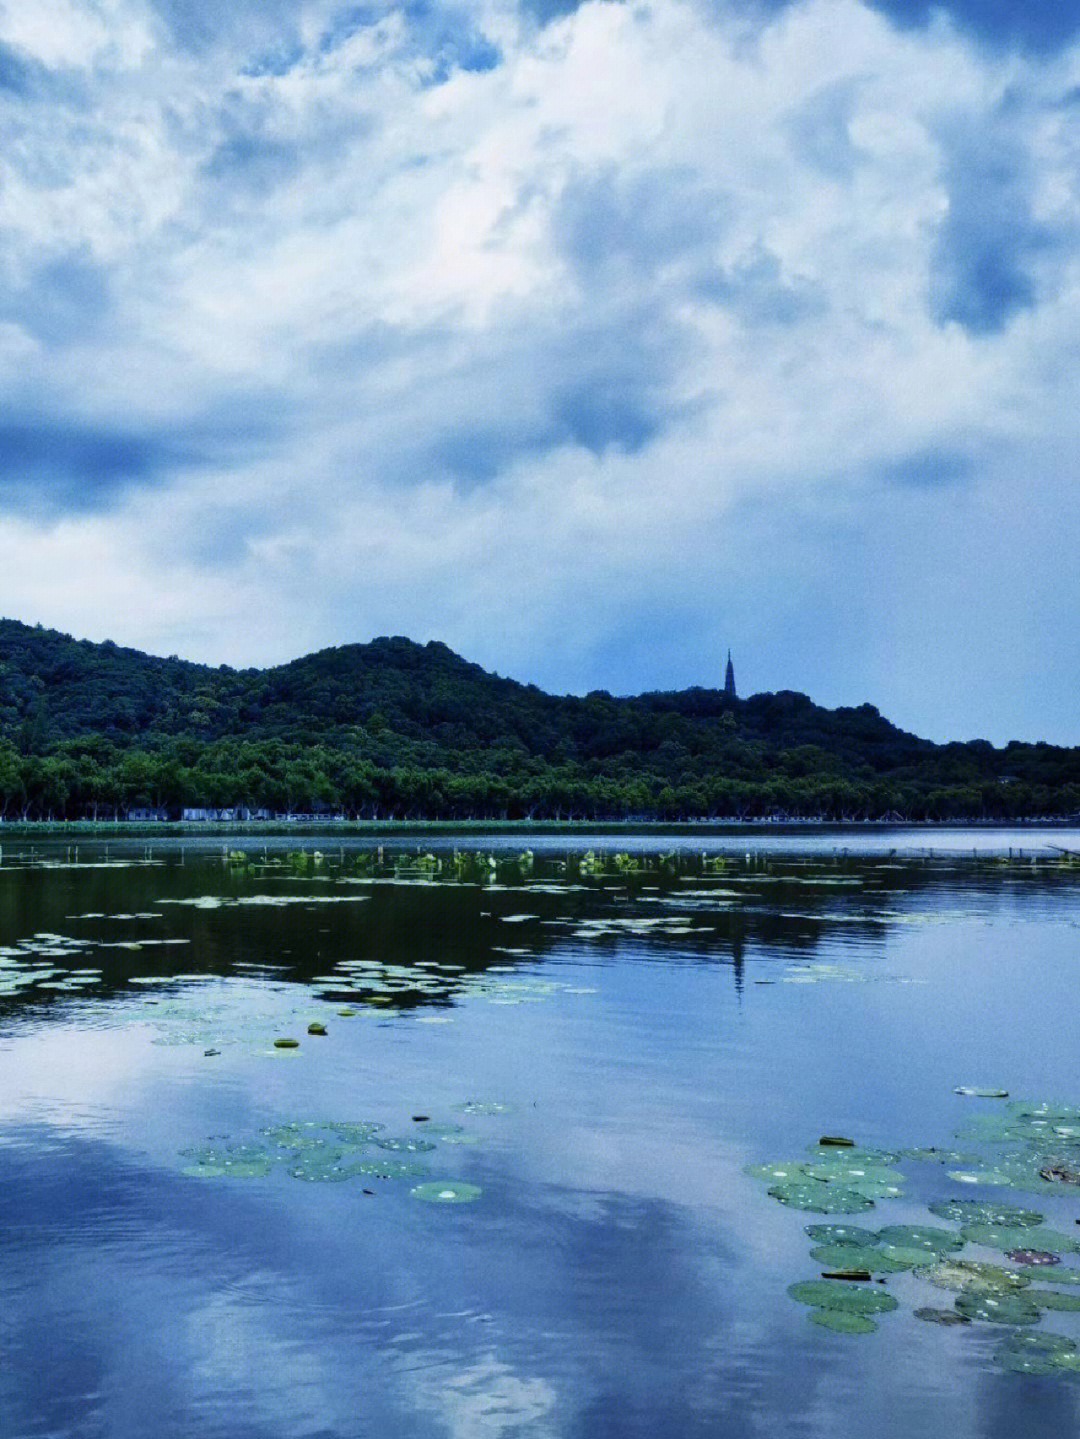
[2,827,1080,1438]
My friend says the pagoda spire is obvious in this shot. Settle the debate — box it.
[724,650,736,698]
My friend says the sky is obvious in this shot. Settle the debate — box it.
[1,0,1080,745]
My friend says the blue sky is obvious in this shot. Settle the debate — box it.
[1,0,1079,744]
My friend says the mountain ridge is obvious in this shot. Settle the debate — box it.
[0,617,1076,821]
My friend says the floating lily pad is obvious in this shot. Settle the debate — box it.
[273,1037,300,1049]
[768,1180,875,1214]
[807,1308,878,1334]
[1007,1249,1059,1267]
[325,1121,384,1144]
[876,1225,963,1254]
[960,1223,1080,1255]
[787,1281,898,1315]
[374,1136,437,1153]
[179,1142,276,1178]
[287,1151,358,1182]
[811,1245,912,1273]
[945,1169,1014,1187]
[955,1087,1009,1098]
[1015,1266,1080,1284]
[805,1144,899,1166]
[1029,1290,1080,1312]
[994,1331,1078,1375]
[928,1199,1044,1228]
[410,1181,482,1203]
[914,1308,971,1326]
[805,1162,905,1188]
[805,1224,880,1247]
[745,1162,809,1182]
[955,1291,1042,1324]
[915,1259,1031,1294]
[354,1158,430,1179]
[902,1148,983,1166]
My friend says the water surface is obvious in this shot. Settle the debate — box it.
[2,828,1080,1438]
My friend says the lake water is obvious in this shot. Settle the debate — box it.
[2,827,1080,1438]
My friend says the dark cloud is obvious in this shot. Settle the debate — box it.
[201,134,302,192]
[146,0,304,56]
[929,120,1053,336]
[785,80,864,180]
[706,0,1080,53]
[878,448,973,489]
[518,0,595,23]
[864,0,1080,55]
[0,419,197,518]
[318,3,501,82]
[0,251,113,348]
[696,246,827,326]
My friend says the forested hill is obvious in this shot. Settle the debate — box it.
[0,617,1077,822]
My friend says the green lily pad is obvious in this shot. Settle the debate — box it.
[807,1308,878,1334]
[744,1161,809,1182]
[374,1136,437,1153]
[410,1181,482,1203]
[804,1144,899,1166]
[960,1223,1080,1255]
[876,1225,963,1254]
[810,1244,912,1273]
[805,1224,880,1247]
[287,1151,358,1182]
[915,1259,1031,1294]
[788,1281,898,1315]
[325,1121,384,1144]
[1029,1290,1080,1312]
[902,1148,983,1166]
[928,1199,1044,1228]
[945,1169,1014,1187]
[1015,1266,1080,1284]
[955,1290,1042,1324]
[768,1180,875,1214]
[179,1142,276,1178]
[273,1037,300,1049]
[914,1307,971,1326]
[994,1332,1078,1375]
[354,1158,431,1179]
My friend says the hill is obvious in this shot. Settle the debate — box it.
[0,617,1077,821]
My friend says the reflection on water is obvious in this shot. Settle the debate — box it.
[1,831,1079,1437]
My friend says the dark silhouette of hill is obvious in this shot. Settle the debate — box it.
[0,617,1076,821]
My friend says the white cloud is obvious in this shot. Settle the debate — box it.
[2,0,1080,738]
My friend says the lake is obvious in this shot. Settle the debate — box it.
[2,826,1080,1438]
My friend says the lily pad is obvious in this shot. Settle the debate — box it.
[768,1180,875,1214]
[914,1307,971,1326]
[954,1087,1009,1098]
[744,1161,809,1182]
[915,1259,1031,1294]
[354,1158,430,1179]
[811,1244,912,1273]
[807,1308,878,1334]
[945,1169,1014,1187]
[374,1136,437,1153]
[287,1151,358,1182]
[1015,1266,1080,1284]
[955,1290,1041,1325]
[805,1224,880,1247]
[960,1223,1080,1255]
[410,1181,482,1203]
[876,1225,963,1254]
[787,1281,898,1315]
[273,1037,300,1049]
[1029,1290,1080,1312]
[994,1331,1078,1375]
[928,1199,1044,1228]
[1006,1249,1059,1267]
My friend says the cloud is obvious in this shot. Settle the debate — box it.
[1,0,1080,741]
[929,111,1058,335]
